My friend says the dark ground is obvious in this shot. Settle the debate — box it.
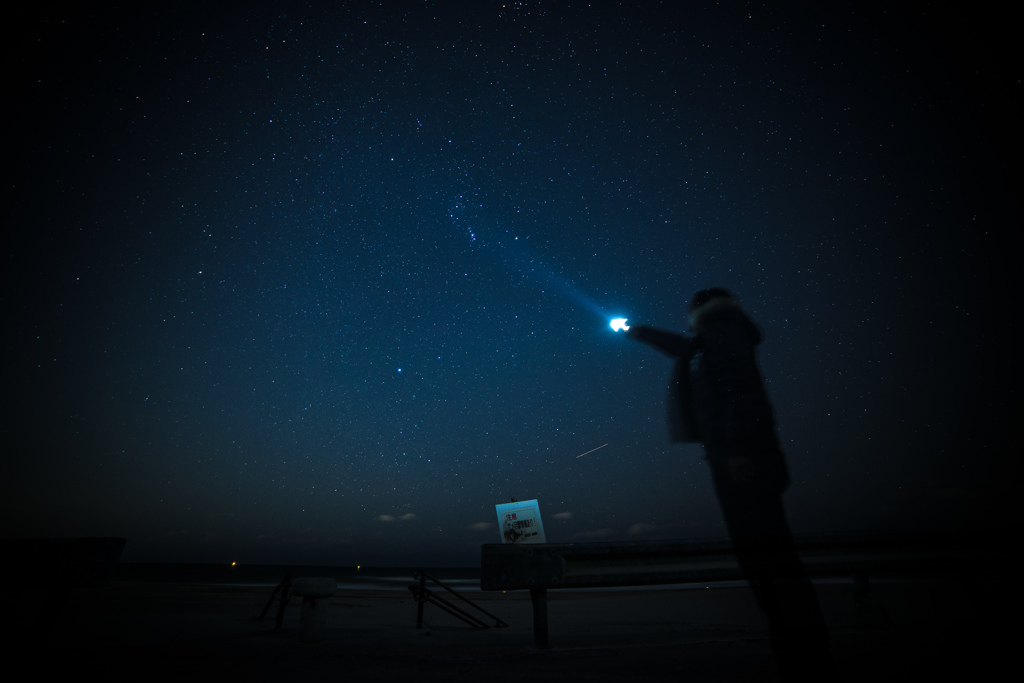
[14,572,1017,681]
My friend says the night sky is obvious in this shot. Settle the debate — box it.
[4,2,1018,567]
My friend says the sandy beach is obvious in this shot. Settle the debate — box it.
[16,571,1012,681]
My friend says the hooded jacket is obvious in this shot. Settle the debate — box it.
[630,299,775,446]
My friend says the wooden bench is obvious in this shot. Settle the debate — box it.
[480,534,992,648]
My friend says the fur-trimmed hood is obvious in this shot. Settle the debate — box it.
[690,297,759,337]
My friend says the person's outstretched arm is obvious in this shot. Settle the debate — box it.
[627,325,694,358]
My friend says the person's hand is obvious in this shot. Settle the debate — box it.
[728,457,756,485]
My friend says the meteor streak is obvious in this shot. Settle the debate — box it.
[576,443,609,458]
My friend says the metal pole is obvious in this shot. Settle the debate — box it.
[416,572,426,628]
[530,587,549,649]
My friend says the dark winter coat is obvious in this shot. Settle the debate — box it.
[630,301,776,447]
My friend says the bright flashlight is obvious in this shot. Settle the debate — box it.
[610,318,630,332]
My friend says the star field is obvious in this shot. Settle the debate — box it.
[3,2,1018,566]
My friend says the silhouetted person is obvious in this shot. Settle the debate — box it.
[626,288,837,682]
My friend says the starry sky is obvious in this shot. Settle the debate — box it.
[4,1,1018,567]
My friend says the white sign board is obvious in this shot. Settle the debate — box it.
[495,499,547,544]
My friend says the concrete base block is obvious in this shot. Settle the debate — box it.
[290,577,337,643]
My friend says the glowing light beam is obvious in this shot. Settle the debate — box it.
[576,443,609,458]
[610,318,630,332]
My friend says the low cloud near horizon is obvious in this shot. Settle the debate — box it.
[378,513,416,522]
